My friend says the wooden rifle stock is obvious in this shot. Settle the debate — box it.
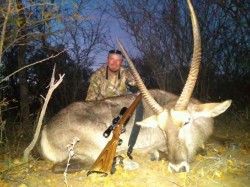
[87,93,142,176]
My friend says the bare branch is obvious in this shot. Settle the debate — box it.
[0,49,67,83]
[23,65,65,160]
[0,0,13,64]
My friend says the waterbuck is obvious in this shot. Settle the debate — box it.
[38,0,231,173]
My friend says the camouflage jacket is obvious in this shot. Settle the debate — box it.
[86,66,136,101]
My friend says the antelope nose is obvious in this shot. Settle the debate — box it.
[178,166,187,172]
[168,165,186,173]
[168,162,190,173]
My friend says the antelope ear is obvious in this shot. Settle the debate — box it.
[136,115,158,128]
[190,100,232,119]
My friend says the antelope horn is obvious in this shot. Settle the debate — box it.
[174,0,201,111]
[117,38,164,115]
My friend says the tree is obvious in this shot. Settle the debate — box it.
[1,0,63,126]
[112,0,249,106]
[1,0,109,125]
[112,0,193,92]
[56,0,108,104]
[16,0,30,125]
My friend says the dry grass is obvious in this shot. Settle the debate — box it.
[0,114,249,187]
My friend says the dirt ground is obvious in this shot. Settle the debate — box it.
[0,119,249,187]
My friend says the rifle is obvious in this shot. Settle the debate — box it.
[87,93,142,176]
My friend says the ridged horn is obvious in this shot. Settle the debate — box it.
[174,0,201,111]
[117,38,164,115]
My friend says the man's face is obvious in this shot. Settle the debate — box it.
[107,54,123,73]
